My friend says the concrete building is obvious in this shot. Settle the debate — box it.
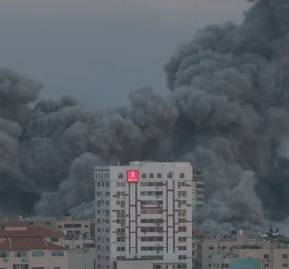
[201,232,259,269]
[192,229,203,269]
[18,216,95,250]
[56,216,95,249]
[95,161,203,269]
[0,220,67,269]
[21,217,57,229]
[201,229,289,269]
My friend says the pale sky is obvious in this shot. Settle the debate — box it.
[0,0,250,109]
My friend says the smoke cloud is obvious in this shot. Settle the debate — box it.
[0,0,288,230]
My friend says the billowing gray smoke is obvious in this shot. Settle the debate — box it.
[0,0,289,229]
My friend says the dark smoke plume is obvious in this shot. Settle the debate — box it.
[0,0,289,230]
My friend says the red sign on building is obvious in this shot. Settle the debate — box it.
[127,170,140,183]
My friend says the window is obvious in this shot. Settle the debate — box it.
[141,182,162,187]
[141,173,147,178]
[149,173,154,179]
[32,267,45,269]
[141,236,163,242]
[15,252,27,258]
[117,237,125,242]
[118,173,123,179]
[140,191,163,196]
[157,173,162,178]
[180,173,185,178]
[178,191,186,198]
[141,209,163,214]
[178,209,187,217]
[0,252,9,258]
[141,246,163,251]
[167,172,173,179]
[140,227,163,233]
[178,226,187,232]
[178,200,187,207]
[13,265,28,269]
[178,237,187,242]
[51,251,64,257]
[283,254,288,259]
[32,251,44,257]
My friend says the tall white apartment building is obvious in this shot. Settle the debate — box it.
[95,161,201,269]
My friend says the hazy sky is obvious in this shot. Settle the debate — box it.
[0,0,250,109]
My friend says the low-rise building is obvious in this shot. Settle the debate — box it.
[201,229,289,269]
[201,231,259,269]
[0,220,67,269]
[21,217,57,229]
[56,216,95,249]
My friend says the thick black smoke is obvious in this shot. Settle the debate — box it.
[0,0,289,228]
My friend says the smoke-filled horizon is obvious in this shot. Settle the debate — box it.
[0,0,289,232]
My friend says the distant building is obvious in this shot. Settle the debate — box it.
[56,216,95,249]
[192,229,203,269]
[19,216,95,250]
[201,231,259,269]
[95,161,204,269]
[201,229,289,269]
[0,220,67,269]
[21,216,57,229]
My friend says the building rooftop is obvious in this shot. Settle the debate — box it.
[0,220,64,238]
[0,220,66,252]
[0,237,66,251]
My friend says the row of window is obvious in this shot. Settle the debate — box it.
[140,191,163,196]
[141,200,163,206]
[141,209,163,215]
[1,251,64,258]
[141,246,163,251]
[118,173,186,179]
[140,227,163,233]
[141,218,163,224]
[12,265,61,269]
[153,264,186,269]
[95,173,109,180]
[140,182,163,187]
[95,191,110,196]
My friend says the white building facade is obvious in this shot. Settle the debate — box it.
[95,161,201,269]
